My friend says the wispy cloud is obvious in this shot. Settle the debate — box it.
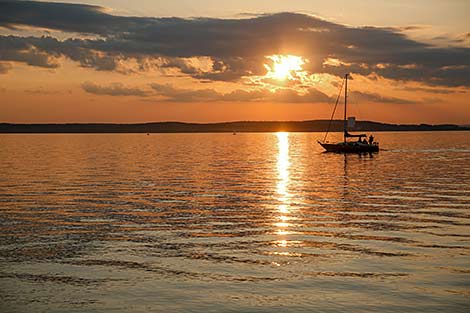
[79,80,430,104]
[350,91,422,105]
[149,83,334,103]
[82,82,149,97]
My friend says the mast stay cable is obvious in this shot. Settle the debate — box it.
[322,76,345,143]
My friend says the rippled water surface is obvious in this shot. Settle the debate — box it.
[0,132,469,312]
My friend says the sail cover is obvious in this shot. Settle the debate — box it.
[344,131,366,138]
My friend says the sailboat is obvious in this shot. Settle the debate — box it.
[318,74,379,153]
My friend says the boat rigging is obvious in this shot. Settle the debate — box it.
[318,74,379,153]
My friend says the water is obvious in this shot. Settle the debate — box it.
[0,131,469,312]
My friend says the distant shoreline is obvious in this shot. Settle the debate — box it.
[0,120,469,133]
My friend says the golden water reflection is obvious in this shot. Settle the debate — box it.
[276,132,290,201]
[275,132,292,238]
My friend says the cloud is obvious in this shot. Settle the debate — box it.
[350,91,421,105]
[80,80,431,104]
[0,36,59,68]
[150,83,334,103]
[0,1,120,35]
[150,83,225,102]
[24,87,61,95]
[399,86,465,94]
[82,82,149,97]
[0,1,469,86]
[0,35,123,71]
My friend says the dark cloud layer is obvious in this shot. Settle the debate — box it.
[1,0,469,87]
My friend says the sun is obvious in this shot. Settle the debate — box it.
[265,55,305,80]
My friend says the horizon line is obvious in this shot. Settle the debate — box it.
[1,119,468,126]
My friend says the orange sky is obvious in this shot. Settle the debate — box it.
[0,1,469,124]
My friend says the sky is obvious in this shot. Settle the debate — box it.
[0,0,469,124]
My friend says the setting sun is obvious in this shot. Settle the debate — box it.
[265,55,305,80]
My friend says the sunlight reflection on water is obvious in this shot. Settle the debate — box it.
[276,132,293,239]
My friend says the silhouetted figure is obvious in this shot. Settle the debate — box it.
[368,135,374,145]
[362,138,367,144]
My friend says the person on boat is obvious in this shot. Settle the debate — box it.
[362,138,368,144]
[368,135,374,145]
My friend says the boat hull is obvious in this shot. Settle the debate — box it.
[319,141,379,153]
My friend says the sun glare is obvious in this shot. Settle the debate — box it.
[265,55,305,80]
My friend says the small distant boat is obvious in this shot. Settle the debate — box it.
[318,74,379,153]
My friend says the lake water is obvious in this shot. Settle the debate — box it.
[0,132,469,312]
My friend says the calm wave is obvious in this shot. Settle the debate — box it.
[0,132,469,312]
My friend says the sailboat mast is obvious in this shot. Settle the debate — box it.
[343,73,348,142]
